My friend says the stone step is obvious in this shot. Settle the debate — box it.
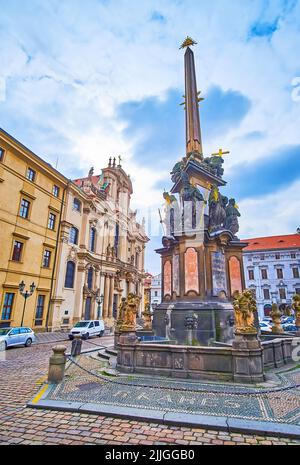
[105,347,118,357]
[97,350,110,361]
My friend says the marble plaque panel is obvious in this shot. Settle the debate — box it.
[173,254,180,296]
[211,251,227,296]
[229,256,242,295]
[164,260,172,296]
[185,248,199,294]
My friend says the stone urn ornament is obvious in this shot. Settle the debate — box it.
[270,303,284,334]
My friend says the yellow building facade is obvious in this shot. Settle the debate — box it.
[0,129,68,331]
[0,130,149,332]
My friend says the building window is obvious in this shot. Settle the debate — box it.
[89,227,96,252]
[260,254,265,260]
[73,198,81,212]
[12,241,23,262]
[277,268,284,279]
[19,199,30,219]
[291,253,296,259]
[155,291,158,297]
[275,254,280,260]
[26,168,36,182]
[248,269,254,280]
[263,288,270,300]
[53,185,60,198]
[69,227,79,245]
[65,261,75,288]
[48,212,56,230]
[43,250,51,268]
[292,268,300,279]
[261,269,268,280]
[0,147,4,161]
[35,295,45,326]
[87,267,93,290]
[1,293,15,320]
[250,288,256,299]
[279,288,286,300]
[295,288,300,296]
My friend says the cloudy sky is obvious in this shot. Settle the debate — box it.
[1,0,300,274]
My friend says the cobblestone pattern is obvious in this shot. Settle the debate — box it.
[0,340,299,445]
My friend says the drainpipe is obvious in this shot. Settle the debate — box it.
[45,182,68,332]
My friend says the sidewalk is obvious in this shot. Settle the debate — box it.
[35,332,69,344]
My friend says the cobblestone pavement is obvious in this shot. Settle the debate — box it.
[0,341,300,445]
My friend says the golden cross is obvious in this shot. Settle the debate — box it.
[180,37,197,49]
[211,148,230,158]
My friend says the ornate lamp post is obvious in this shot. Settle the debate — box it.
[96,290,104,319]
[19,281,36,327]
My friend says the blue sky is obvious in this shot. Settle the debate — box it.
[1,0,300,274]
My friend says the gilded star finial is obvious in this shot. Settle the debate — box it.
[180,36,197,50]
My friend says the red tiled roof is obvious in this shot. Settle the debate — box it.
[73,175,102,187]
[242,234,300,251]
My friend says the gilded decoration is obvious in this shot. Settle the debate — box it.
[292,294,300,328]
[120,293,140,333]
[233,289,257,334]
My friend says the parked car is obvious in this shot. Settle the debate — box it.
[259,322,272,332]
[261,317,272,323]
[282,324,298,332]
[281,317,295,325]
[0,327,36,349]
[68,320,105,340]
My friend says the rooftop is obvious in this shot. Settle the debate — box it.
[242,234,300,252]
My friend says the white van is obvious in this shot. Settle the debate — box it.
[68,320,105,340]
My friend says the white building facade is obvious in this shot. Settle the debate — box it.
[150,273,162,308]
[242,234,300,319]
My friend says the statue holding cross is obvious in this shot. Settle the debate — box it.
[204,148,230,178]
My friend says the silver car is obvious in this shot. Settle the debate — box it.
[0,327,36,349]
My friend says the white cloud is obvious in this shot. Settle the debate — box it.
[0,0,300,271]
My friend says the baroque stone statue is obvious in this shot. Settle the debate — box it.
[204,155,224,177]
[292,294,300,328]
[208,185,226,232]
[180,171,205,203]
[142,301,152,331]
[116,297,127,330]
[170,160,185,184]
[120,293,140,332]
[233,289,257,334]
[225,199,241,237]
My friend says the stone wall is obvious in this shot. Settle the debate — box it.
[117,337,295,384]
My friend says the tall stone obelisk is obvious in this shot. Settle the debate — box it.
[181,37,203,158]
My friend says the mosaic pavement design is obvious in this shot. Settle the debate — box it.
[43,355,300,426]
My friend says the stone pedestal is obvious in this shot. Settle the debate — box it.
[71,335,82,357]
[48,345,67,384]
[232,332,261,350]
[232,333,264,383]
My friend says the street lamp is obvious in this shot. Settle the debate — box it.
[96,290,104,319]
[19,281,36,327]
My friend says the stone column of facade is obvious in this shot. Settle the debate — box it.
[108,275,114,319]
[103,274,110,319]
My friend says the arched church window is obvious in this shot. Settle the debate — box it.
[65,261,75,289]
[87,267,93,290]
[69,227,79,245]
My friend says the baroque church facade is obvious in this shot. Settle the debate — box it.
[51,158,149,331]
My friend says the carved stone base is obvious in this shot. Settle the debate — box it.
[232,332,261,350]
[118,332,139,345]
